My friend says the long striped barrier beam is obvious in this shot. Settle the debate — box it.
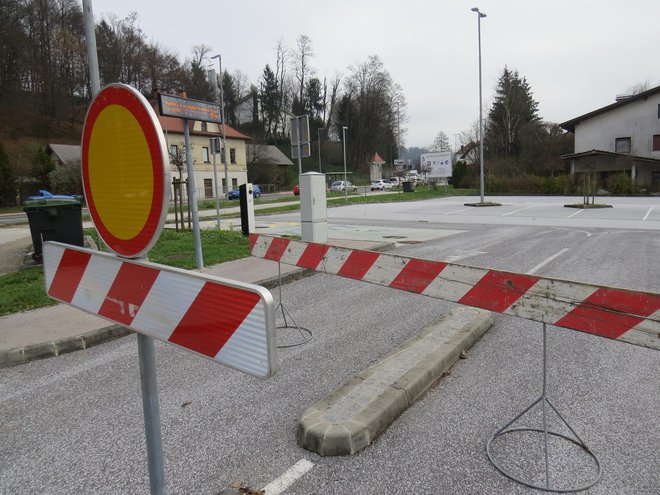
[249,234,660,351]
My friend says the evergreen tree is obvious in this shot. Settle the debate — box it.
[260,64,280,140]
[429,131,450,152]
[486,67,539,158]
[0,142,17,206]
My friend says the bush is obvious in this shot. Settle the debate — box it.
[606,173,638,195]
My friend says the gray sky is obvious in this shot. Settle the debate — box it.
[91,0,659,149]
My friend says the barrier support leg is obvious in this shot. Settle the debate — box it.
[273,261,312,349]
[486,323,603,493]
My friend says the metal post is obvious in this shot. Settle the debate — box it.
[472,7,486,204]
[137,333,166,495]
[211,139,220,229]
[317,128,322,172]
[183,119,204,270]
[342,126,348,204]
[82,0,100,96]
[296,117,303,176]
[212,55,229,197]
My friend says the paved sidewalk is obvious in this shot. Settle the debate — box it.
[0,238,392,367]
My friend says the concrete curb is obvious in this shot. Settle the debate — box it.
[0,325,132,368]
[296,307,494,456]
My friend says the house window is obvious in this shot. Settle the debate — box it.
[170,144,178,157]
[232,178,238,188]
[615,137,631,154]
[657,104,660,119]
[201,122,208,132]
[202,146,210,163]
[653,134,660,152]
[230,148,236,164]
[204,178,213,198]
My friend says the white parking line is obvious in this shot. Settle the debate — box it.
[526,248,570,275]
[642,206,654,221]
[502,205,534,217]
[445,208,470,215]
[566,209,584,219]
[262,459,314,495]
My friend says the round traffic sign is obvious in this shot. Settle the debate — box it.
[82,84,169,258]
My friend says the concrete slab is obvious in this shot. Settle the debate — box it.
[297,306,494,456]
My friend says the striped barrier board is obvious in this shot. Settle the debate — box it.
[249,234,660,351]
[43,241,277,378]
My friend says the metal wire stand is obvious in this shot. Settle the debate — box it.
[486,323,603,493]
[274,261,312,349]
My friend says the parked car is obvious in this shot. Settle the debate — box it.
[370,179,393,191]
[227,184,261,199]
[389,177,401,187]
[329,180,358,192]
[293,184,300,195]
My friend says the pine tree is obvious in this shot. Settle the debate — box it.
[0,142,17,206]
[486,67,539,158]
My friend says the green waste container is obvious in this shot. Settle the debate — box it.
[24,197,84,262]
[402,181,415,193]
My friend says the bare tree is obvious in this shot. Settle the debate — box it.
[294,34,313,115]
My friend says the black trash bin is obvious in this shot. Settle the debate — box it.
[24,197,84,261]
[402,181,415,193]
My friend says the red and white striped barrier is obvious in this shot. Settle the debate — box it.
[249,234,660,351]
[44,242,277,378]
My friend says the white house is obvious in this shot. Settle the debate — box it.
[560,85,660,190]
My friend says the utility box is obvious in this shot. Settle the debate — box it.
[300,172,327,243]
[239,183,255,235]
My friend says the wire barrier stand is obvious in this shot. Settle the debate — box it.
[274,261,312,349]
[486,323,603,493]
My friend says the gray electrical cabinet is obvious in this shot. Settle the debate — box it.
[300,172,327,243]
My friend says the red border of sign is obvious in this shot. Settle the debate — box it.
[82,84,168,258]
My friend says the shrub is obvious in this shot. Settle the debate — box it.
[606,173,638,195]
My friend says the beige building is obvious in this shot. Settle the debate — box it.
[153,103,251,199]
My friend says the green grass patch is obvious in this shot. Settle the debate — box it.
[0,266,57,316]
[0,229,251,316]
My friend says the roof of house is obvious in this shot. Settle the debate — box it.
[247,145,294,166]
[561,148,660,164]
[46,144,81,164]
[150,101,251,140]
[560,85,660,133]
[371,152,385,164]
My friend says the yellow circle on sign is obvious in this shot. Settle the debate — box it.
[87,104,153,240]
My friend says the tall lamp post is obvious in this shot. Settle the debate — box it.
[317,127,322,172]
[342,126,348,204]
[471,7,486,203]
[211,54,228,197]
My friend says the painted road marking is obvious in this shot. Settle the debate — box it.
[642,207,653,221]
[567,209,584,218]
[527,248,570,275]
[502,205,535,216]
[445,208,470,215]
[261,459,314,495]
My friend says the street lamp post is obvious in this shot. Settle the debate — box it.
[342,126,348,204]
[211,54,229,198]
[471,7,486,203]
[317,127,322,172]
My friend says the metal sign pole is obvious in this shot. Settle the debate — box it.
[296,117,303,176]
[137,333,166,495]
[183,118,204,270]
[211,138,221,229]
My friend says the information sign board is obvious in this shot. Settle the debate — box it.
[158,93,222,123]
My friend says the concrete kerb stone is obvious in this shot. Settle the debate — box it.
[297,307,494,456]
[0,325,132,368]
